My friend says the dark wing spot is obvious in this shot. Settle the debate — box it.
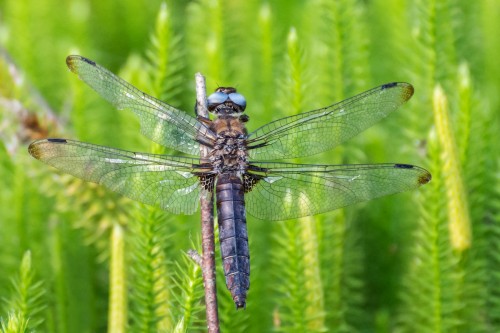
[381,82,398,89]
[81,57,96,66]
[47,138,68,143]
[29,138,68,159]
[394,163,414,169]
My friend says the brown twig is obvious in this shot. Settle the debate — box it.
[195,73,220,333]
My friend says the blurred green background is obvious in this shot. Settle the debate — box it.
[0,0,499,332]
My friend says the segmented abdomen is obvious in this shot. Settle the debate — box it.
[216,173,250,309]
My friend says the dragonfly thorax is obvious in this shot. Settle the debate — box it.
[210,118,249,175]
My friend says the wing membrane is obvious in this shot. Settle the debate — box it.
[245,161,431,220]
[28,139,208,214]
[247,83,414,160]
[66,55,216,155]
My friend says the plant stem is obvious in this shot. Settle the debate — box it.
[195,72,220,333]
[108,223,127,333]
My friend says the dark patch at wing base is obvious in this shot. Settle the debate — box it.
[242,173,264,193]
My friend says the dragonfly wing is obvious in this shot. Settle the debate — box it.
[247,83,414,160]
[244,161,431,221]
[28,138,210,215]
[66,55,216,155]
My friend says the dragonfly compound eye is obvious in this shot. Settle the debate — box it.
[208,91,229,110]
[228,93,247,110]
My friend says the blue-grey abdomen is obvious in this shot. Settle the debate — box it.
[216,173,250,309]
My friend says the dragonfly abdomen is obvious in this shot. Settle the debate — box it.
[216,173,250,309]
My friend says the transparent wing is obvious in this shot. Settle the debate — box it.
[245,161,431,220]
[66,55,216,155]
[28,138,210,215]
[247,83,414,160]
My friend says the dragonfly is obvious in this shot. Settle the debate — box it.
[29,55,431,309]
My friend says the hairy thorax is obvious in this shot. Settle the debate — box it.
[209,116,249,175]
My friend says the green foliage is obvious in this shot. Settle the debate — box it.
[2,252,45,331]
[0,312,29,333]
[128,206,172,332]
[170,248,205,332]
[1,0,499,332]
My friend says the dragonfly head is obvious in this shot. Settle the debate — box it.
[207,87,247,117]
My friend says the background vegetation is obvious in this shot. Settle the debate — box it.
[0,0,499,332]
